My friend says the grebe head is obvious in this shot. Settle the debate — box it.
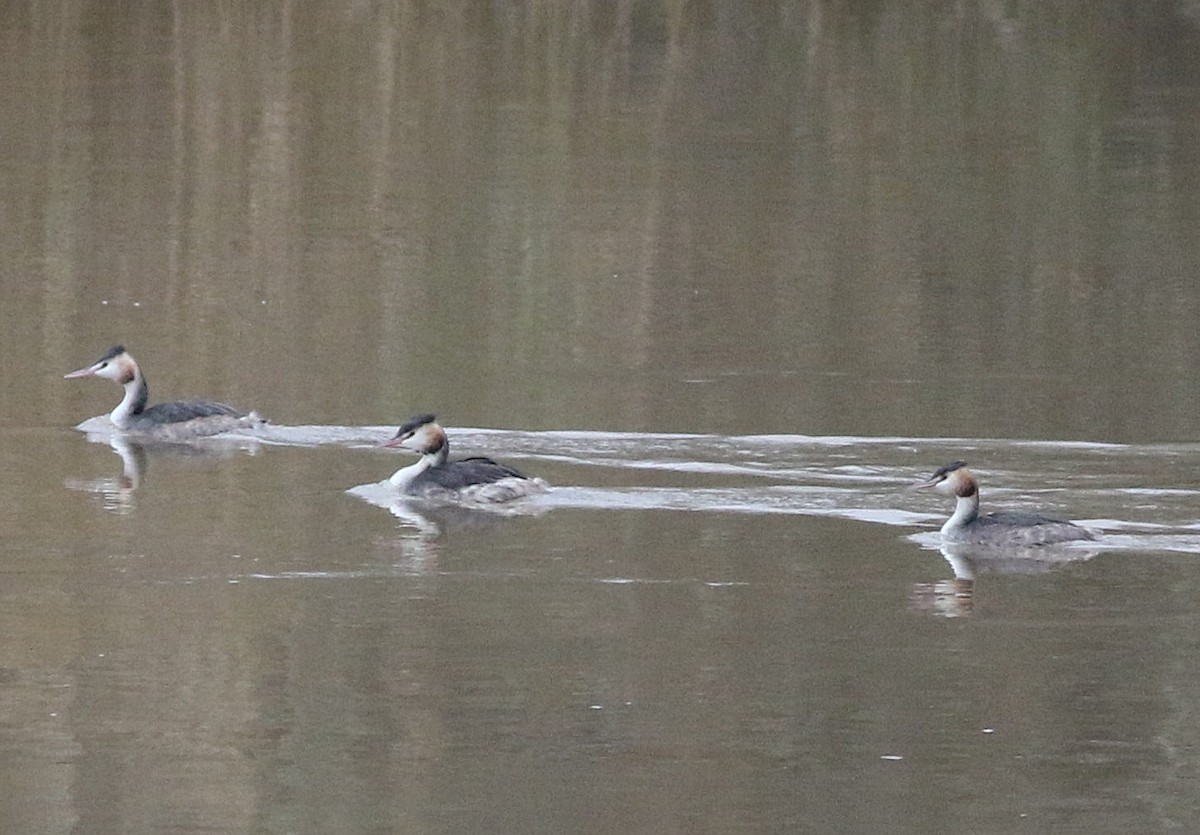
[64,345,138,384]
[381,413,447,456]
[913,460,978,498]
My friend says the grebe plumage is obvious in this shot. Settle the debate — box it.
[913,461,1096,546]
[65,345,264,437]
[381,414,547,503]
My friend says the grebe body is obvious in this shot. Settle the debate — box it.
[65,345,264,438]
[914,461,1095,546]
[381,414,547,503]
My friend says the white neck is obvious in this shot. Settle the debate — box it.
[110,380,143,428]
[940,493,980,535]
[389,454,436,491]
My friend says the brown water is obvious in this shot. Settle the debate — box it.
[4,3,1200,833]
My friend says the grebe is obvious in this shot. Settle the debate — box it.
[381,413,548,503]
[65,345,264,437]
[913,461,1096,546]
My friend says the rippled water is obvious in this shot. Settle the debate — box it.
[31,419,1200,832]
[71,417,1200,555]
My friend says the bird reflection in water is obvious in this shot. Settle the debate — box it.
[908,541,1100,618]
[64,432,261,515]
[364,494,549,576]
[63,436,148,514]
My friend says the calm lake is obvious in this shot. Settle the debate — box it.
[4,3,1200,833]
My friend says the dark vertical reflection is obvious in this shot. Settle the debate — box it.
[2,2,1198,440]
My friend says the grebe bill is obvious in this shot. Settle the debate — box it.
[380,413,548,503]
[913,461,1096,546]
[65,345,264,437]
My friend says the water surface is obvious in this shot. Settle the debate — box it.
[4,3,1200,833]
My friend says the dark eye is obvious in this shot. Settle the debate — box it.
[99,362,108,368]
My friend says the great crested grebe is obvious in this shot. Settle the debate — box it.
[381,413,548,503]
[913,461,1096,546]
[65,345,264,437]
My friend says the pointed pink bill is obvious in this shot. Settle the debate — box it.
[64,364,99,379]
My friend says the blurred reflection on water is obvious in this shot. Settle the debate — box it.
[4,2,1200,833]
[4,1,1200,441]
